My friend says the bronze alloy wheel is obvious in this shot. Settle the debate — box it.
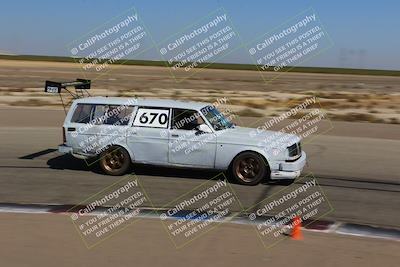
[99,146,131,176]
[235,157,261,182]
[104,149,125,171]
[231,152,267,185]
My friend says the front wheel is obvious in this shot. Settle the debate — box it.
[231,152,268,185]
[99,146,131,176]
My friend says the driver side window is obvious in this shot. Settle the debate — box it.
[171,108,204,131]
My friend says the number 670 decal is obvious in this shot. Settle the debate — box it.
[133,108,169,128]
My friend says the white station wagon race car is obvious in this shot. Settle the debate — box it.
[58,97,306,185]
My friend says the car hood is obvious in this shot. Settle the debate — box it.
[216,126,300,148]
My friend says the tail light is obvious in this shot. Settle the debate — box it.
[62,127,66,143]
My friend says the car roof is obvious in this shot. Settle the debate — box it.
[74,97,211,110]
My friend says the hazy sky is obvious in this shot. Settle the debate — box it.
[0,0,399,70]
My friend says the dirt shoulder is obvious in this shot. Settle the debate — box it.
[0,59,399,124]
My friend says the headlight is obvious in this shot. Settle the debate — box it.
[288,142,301,158]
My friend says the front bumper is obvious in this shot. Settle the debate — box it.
[270,151,306,180]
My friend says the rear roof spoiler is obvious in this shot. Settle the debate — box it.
[44,78,91,114]
[45,79,91,94]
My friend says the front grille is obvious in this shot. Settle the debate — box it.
[288,142,301,157]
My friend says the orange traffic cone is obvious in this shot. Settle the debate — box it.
[291,216,303,240]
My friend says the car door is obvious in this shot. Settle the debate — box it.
[96,104,135,154]
[127,106,170,164]
[168,108,217,167]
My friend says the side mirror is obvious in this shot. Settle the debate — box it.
[196,124,212,135]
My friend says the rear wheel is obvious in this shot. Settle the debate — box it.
[99,146,131,176]
[231,152,268,185]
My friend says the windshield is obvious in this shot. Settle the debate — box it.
[201,106,234,131]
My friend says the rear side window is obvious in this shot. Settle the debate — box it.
[71,104,92,123]
[103,105,134,125]
[92,105,107,123]
[71,103,133,125]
